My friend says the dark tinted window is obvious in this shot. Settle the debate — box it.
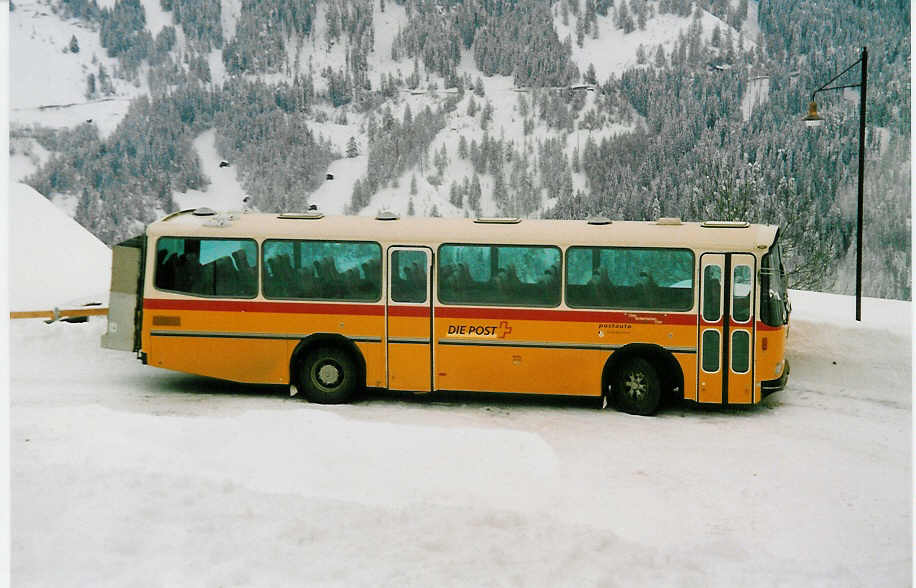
[438,244,561,306]
[391,250,428,303]
[702,265,722,322]
[566,247,694,311]
[262,240,381,301]
[731,331,750,373]
[761,244,788,326]
[702,330,720,373]
[155,237,257,298]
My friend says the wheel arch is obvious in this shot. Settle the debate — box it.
[289,333,367,388]
[602,343,684,401]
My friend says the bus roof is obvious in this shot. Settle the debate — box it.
[147,211,780,253]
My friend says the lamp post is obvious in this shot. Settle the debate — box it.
[803,46,868,321]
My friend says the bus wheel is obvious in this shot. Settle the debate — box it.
[613,357,661,416]
[300,347,357,404]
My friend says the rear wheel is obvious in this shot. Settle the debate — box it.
[299,347,358,404]
[612,357,661,416]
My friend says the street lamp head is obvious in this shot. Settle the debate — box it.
[803,100,824,127]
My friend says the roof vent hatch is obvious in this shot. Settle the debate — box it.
[701,220,750,228]
[474,217,521,224]
[278,212,324,220]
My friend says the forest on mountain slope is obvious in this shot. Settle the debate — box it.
[16,0,910,299]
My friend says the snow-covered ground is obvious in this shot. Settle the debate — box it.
[9,285,912,585]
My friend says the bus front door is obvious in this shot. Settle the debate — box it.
[697,253,757,404]
[386,247,434,392]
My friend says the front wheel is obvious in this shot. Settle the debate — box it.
[612,357,661,416]
[299,347,358,404]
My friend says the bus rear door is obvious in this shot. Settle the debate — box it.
[697,253,756,404]
[101,235,144,352]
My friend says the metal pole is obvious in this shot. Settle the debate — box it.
[855,47,868,321]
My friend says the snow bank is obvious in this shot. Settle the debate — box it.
[789,288,911,336]
[8,182,111,311]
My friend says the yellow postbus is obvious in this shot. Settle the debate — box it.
[102,209,790,415]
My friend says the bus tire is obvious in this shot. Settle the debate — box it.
[299,346,358,404]
[613,357,661,416]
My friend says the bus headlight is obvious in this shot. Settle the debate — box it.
[774,360,784,377]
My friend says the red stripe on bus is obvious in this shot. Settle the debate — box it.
[388,306,431,318]
[143,298,386,316]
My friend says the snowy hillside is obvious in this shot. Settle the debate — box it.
[10,290,912,586]
[171,130,249,212]
[8,0,759,222]
[555,3,756,81]
[9,0,141,136]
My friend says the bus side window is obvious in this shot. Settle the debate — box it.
[392,250,427,303]
[439,244,560,307]
[702,265,722,322]
[263,240,381,302]
[156,237,257,298]
[566,247,693,311]
[732,265,752,323]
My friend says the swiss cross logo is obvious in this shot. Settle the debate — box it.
[496,320,512,338]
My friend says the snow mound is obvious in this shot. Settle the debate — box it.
[9,182,112,311]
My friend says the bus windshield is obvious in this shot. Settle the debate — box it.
[760,239,789,326]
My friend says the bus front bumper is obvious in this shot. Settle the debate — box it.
[761,360,790,397]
